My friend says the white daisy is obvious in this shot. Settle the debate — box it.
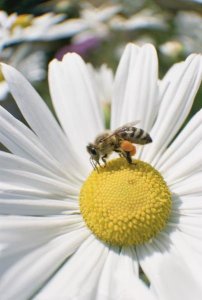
[0,11,22,50]
[0,4,121,50]
[159,40,184,59]
[0,11,65,50]
[0,43,202,300]
[43,3,121,41]
[0,45,46,101]
[110,9,168,32]
[87,63,114,105]
[175,11,202,55]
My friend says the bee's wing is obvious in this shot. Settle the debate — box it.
[110,121,141,137]
[95,130,112,143]
[120,120,141,128]
[102,121,141,140]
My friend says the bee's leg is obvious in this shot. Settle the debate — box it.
[98,161,102,168]
[125,151,132,164]
[115,149,135,165]
[101,154,108,166]
[114,149,124,158]
[125,151,137,165]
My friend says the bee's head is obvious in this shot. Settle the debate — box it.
[86,143,99,161]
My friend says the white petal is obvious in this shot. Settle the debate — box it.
[91,64,113,104]
[142,54,202,164]
[168,210,202,238]
[137,233,202,300]
[157,62,185,108]
[167,220,202,240]
[170,172,202,195]
[48,53,104,166]
[170,224,202,240]
[172,194,202,215]
[0,198,78,216]
[156,109,202,172]
[1,63,87,179]
[0,151,77,186]
[0,169,78,198]
[34,236,108,300]
[0,81,9,101]
[161,61,184,84]
[0,215,83,255]
[0,188,69,200]
[0,105,76,181]
[111,43,139,129]
[162,142,202,184]
[0,228,89,300]
[96,246,154,300]
[122,44,158,131]
[91,4,121,22]
[168,230,202,287]
[111,44,158,135]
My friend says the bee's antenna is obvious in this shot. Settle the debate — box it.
[89,157,95,170]
[90,157,99,172]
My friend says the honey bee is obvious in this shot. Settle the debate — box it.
[87,121,152,170]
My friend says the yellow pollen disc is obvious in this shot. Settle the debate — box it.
[80,158,171,246]
[12,14,33,30]
[0,70,4,83]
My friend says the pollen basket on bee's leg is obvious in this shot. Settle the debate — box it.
[79,158,171,246]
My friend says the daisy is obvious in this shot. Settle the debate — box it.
[110,9,168,32]
[0,4,121,50]
[59,2,122,55]
[0,43,202,300]
[20,3,121,43]
[0,11,65,50]
[0,45,46,101]
[175,11,202,55]
[87,63,113,106]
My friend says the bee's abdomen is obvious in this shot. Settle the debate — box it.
[120,127,152,145]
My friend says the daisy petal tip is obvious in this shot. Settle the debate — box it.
[186,53,202,66]
[62,52,83,64]
[48,60,59,74]
[0,63,19,85]
[142,43,156,52]
[142,43,158,62]
[49,58,59,66]
[0,62,11,74]
[124,42,140,54]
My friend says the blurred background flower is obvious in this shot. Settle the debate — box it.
[0,44,46,100]
[0,0,201,131]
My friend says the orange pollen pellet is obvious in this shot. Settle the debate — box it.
[130,145,136,156]
[121,140,134,152]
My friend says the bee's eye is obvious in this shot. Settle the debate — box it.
[91,148,97,155]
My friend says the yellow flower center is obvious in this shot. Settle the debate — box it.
[0,70,4,83]
[80,158,171,246]
[12,14,33,30]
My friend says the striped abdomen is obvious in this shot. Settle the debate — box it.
[119,127,152,145]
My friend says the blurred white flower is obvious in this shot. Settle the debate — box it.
[0,4,121,50]
[0,11,23,50]
[159,40,184,59]
[115,36,156,60]
[175,11,202,54]
[110,9,168,31]
[87,63,114,105]
[0,44,202,300]
[0,11,65,50]
[44,3,121,41]
[0,45,46,101]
